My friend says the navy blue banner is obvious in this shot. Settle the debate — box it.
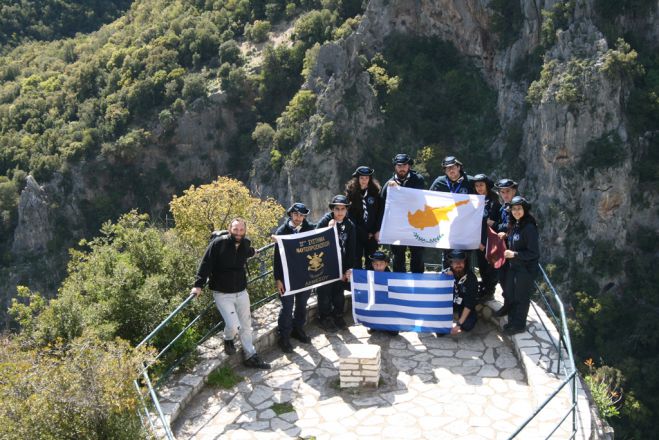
[274,226,342,295]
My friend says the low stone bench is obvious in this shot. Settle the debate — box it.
[339,344,381,388]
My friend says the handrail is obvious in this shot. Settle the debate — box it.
[136,254,580,439]
[508,263,579,439]
[133,241,276,439]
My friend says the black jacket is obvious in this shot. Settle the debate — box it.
[429,172,476,194]
[273,218,315,282]
[316,213,357,272]
[451,269,478,312]
[347,188,383,242]
[480,197,502,246]
[507,219,540,272]
[194,234,256,293]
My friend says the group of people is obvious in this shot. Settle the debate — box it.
[190,153,540,368]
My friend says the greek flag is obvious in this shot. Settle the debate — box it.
[351,269,454,334]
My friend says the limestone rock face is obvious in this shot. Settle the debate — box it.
[248,0,657,294]
[12,175,53,254]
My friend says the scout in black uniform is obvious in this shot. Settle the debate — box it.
[473,173,502,301]
[366,251,399,337]
[273,203,315,353]
[316,195,357,332]
[429,156,477,269]
[380,153,426,273]
[445,250,478,335]
[493,178,518,317]
[429,156,476,195]
[503,196,539,335]
[345,166,383,270]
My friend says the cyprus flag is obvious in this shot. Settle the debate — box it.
[379,186,485,249]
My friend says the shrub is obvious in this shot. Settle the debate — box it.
[245,20,271,43]
[169,176,284,251]
[0,334,152,440]
[293,9,337,48]
[182,73,207,102]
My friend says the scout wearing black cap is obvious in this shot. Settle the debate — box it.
[352,166,374,177]
[392,153,413,165]
[441,156,463,168]
[329,195,351,208]
[369,250,390,263]
[286,202,310,216]
[495,178,518,189]
[509,196,531,211]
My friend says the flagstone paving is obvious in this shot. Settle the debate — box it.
[173,317,576,439]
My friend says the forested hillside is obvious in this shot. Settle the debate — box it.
[1,0,658,438]
[0,0,133,51]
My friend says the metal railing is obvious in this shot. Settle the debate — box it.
[133,242,277,439]
[508,264,579,439]
[134,255,579,439]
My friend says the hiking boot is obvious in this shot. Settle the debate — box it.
[319,317,338,333]
[291,327,311,343]
[243,354,271,369]
[334,316,348,330]
[223,339,236,355]
[278,338,294,353]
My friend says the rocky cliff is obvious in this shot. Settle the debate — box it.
[248,0,658,296]
[6,0,657,312]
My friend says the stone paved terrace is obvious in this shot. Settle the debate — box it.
[159,291,600,439]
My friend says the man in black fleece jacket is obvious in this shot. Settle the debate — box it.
[191,218,270,369]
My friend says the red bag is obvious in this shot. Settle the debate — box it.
[486,226,506,269]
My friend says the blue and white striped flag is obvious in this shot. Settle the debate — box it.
[351,269,454,334]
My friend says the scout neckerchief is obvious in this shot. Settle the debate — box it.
[361,189,368,223]
[393,172,410,187]
[448,175,464,193]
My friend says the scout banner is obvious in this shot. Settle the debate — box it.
[379,186,485,249]
[274,226,342,296]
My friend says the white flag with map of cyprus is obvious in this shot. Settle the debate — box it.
[379,186,485,249]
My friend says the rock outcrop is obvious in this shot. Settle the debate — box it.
[12,175,53,254]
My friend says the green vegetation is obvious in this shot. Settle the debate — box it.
[0,0,132,51]
[0,334,152,440]
[271,401,295,415]
[0,0,365,264]
[577,132,624,173]
[540,1,574,47]
[363,34,499,178]
[583,359,622,419]
[488,0,523,47]
[207,366,244,388]
[6,177,282,436]
[527,58,592,105]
